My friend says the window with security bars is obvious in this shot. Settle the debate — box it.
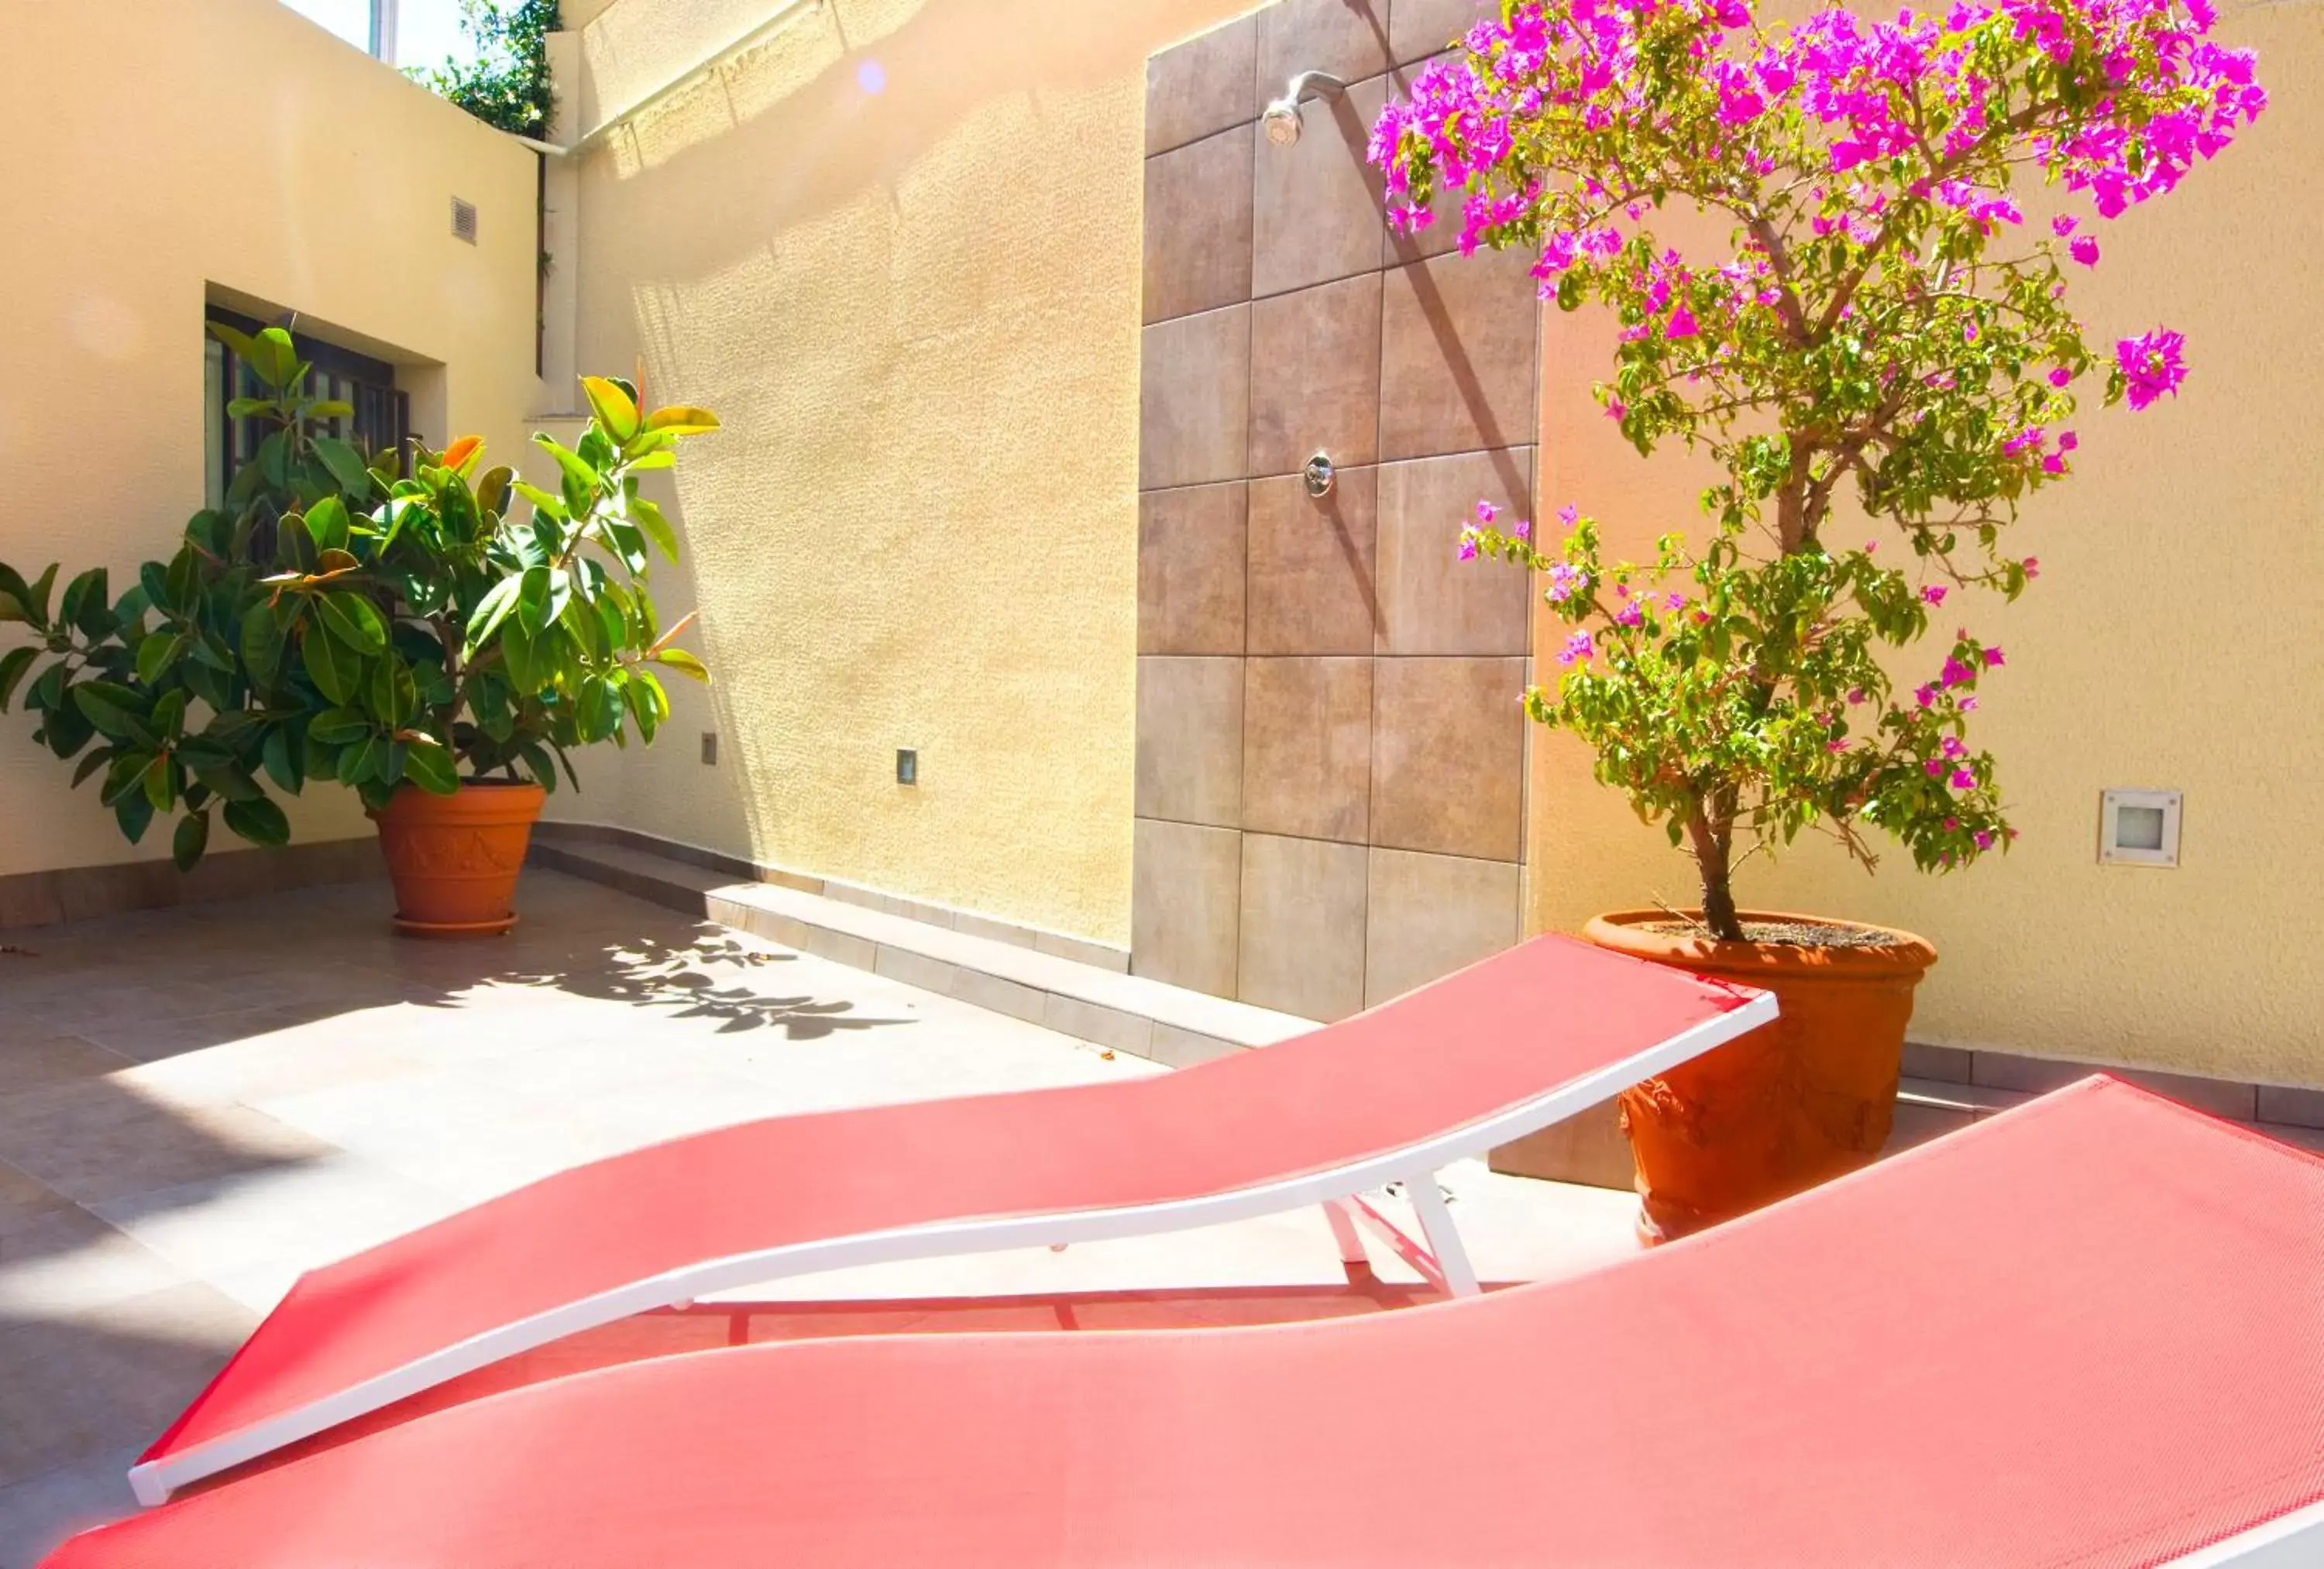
[203,307,412,510]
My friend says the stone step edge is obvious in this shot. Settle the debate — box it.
[529,837,1317,1068]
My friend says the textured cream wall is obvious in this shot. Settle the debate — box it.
[555,0,1257,942]
[1526,0,2324,1085]
[0,0,539,877]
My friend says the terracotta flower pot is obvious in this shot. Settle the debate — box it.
[370,781,546,937]
[1583,908,1937,1244]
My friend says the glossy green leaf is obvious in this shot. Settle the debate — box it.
[136,631,188,686]
[642,406,720,437]
[72,682,153,743]
[172,810,211,872]
[335,733,382,786]
[312,435,373,499]
[301,624,358,704]
[630,498,679,563]
[223,795,291,849]
[0,646,36,711]
[150,689,188,740]
[260,725,304,793]
[580,376,641,442]
[240,601,283,683]
[115,789,154,845]
[652,647,710,682]
[142,754,179,812]
[304,496,352,557]
[402,739,459,795]
[317,591,387,657]
[308,706,371,747]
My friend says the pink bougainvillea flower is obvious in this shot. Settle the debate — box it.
[1983,646,2007,668]
[1457,535,1480,561]
[1944,817,1958,830]
[1558,630,1594,666]
[1614,599,1644,627]
[1924,758,1946,777]
[1847,686,1866,704]
[1604,398,1627,421]
[1476,499,1499,524]
[1666,592,1686,611]
[1951,768,1977,789]
[2023,557,2040,579]
[2051,214,2078,237]
[1827,737,1850,753]
[1921,585,1947,606]
[1914,684,1937,708]
[2070,235,2101,266]
[2058,431,2078,452]
[1942,736,1967,759]
[2117,328,2189,410]
[1666,303,1700,338]
[1975,829,1996,850]
[1513,517,1532,539]
[1959,696,1979,712]
[1941,656,1975,687]
[1557,503,1580,527]
[1545,562,1583,602]
[2048,365,2073,387]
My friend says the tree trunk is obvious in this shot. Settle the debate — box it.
[1684,797,1745,942]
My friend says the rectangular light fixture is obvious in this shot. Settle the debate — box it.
[2099,788,2181,867]
[896,749,918,786]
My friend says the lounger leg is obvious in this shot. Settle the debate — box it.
[1322,1200,1368,1266]
[1403,1170,1480,1299]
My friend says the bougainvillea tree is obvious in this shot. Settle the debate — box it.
[1371,0,2262,939]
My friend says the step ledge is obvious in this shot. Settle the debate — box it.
[531,839,1316,1061]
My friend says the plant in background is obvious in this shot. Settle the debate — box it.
[411,0,562,140]
[0,323,714,870]
[1373,0,2262,939]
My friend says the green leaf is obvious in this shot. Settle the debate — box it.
[143,754,180,812]
[301,624,358,704]
[304,496,352,556]
[511,481,568,522]
[191,764,263,803]
[0,646,36,711]
[642,405,720,436]
[241,601,284,682]
[465,575,524,657]
[223,795,291,849]
[246,327,298,390]
[150,689,189,740]
[653,647,710,682]
[115,789,154,846]
[308,706,371,746]
[304,400,355,421]
[532,432,600,496]
[630,498,679,563]
[206,320,260,361]
[580,376,642,442]
[515,565,570,637]
[474,465,514,519]
[172,810,211,872]
[335,733,382,786]
[402,739,460,794]
[70,744,117,788]
[22,564,57,627]
[312,435,374,499]
[73,682,154,743]
[60,568,111,637]
[261,724,304,793]
[317,591,388,657]
[136,631,188,686]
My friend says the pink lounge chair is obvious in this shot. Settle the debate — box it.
[53,1076,2324,1567]
[125,933,1775,1503]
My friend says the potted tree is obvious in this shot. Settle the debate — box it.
[0,324,717,935]
[1373,0,2262,1237]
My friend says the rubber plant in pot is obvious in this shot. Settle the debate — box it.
[0,324,716,936]
[1373,0,2261,1237]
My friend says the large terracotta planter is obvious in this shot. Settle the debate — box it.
[371,781,546,936]
[1584,908,1937,1243]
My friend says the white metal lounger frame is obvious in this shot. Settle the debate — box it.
[128,993,1775,1505]
[2164,1499,2324,1567]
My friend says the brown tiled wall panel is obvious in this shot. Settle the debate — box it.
[1136,6,1538,1017]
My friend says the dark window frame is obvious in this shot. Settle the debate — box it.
[203,307,414,510]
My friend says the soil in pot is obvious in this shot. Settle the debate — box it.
[371,780,547,937]
[1585,909,1938,1243]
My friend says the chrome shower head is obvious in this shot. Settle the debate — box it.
[1262,70,1349,146]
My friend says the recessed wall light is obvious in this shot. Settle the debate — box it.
[700,732,717,766]
[896,749,918,786]
[2099,788,2180,867]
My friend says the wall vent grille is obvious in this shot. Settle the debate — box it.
[450,197,479,245]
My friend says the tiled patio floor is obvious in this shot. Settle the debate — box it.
[0,869,1635,1564]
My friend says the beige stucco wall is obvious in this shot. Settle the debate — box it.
[0,0,539,877]
[1527,0,2324,1086]
[555,0,1257,943]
